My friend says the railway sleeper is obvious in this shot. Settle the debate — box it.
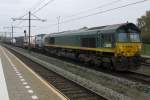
[62,90,87,95]
[74,96,102,100]
[61,88,84,92]
[53,84,75,89]
[67,93,96,99]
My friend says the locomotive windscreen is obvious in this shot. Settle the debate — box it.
[118,32,140,42]
[118,23,141,42]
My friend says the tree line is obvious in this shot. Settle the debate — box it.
[137,11,150,43]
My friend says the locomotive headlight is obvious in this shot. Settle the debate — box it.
[139,45,142,50]
[119,46,123,50]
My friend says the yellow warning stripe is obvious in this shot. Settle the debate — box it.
[45,44,115,53]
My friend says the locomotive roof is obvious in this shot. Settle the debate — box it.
[47,23,140,37]
[35,34,46,37]
[15,36,24,39]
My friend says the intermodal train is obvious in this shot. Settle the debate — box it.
[10,22,143,71]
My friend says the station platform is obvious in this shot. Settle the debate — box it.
[0,46,67,100]
[142,55,150,58]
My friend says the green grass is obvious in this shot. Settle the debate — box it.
[142,44,150,56]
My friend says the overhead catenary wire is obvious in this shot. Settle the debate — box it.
[17,0,120,23]
[14,0,121,26]
[57,0,149,25]
[35,0,149,30]
[64,0,122,18]
[15,0,53,26]
[14,12,29,25]
[18,0,46,18]
[30,0,47,12]
[14,0,43,25]
[33,0,55,14]
[14,0,149,34]
[31,13,46,22]
[18,13,29,19]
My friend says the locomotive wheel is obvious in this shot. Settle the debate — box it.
[102,58,113,70]
[102,62,112,70]
[129,56,141,70]
[90,59,102,67]
[112,57,128,71]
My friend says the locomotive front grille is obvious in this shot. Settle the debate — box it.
[115,43,142,57]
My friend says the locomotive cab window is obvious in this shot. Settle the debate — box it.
[130,33,140,42]
[128,27,141,42]
[118,33,128,42]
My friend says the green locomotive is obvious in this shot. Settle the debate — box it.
[43,23,142,71]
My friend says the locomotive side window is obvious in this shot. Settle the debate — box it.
[50,37,55,44]
[81,38,88,47]
[101,34,114,48]
[44,37,50,44]
[81,37,96,48]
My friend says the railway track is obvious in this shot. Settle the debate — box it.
[7,47,106,100]
[6,44,150,85]
[142,57,150,66]
[85,66,150,85]
[42,52,150,85]
[142,62,150,67]
[92,66,150,85]
[114,71,150,85]
[125,72,150,84]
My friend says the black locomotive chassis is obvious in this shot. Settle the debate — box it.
[44,46,141,71]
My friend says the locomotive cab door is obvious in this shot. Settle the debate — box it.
[97,32,103,48]
[98,32,115,48]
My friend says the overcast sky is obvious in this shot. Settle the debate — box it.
[0,0,150,37]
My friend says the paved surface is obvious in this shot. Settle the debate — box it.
[0,46,68,100]
[0,54,9,100]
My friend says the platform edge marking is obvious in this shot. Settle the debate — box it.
[0,55,10,100]
[3,47,68,100]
